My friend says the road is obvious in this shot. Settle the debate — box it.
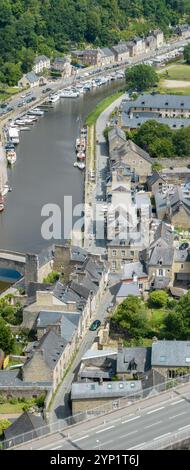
[48,288,114,424]
[14,382,190,450]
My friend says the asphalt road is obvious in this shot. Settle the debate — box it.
[15,383,190,450]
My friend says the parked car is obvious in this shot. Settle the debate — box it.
[89,320,101,331]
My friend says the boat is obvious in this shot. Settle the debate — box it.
[60,90,79,98]
[8,127,19,144]
[0,195,4,212]
[80,127,87,138]
[74,161,85,170]
[28,108,44,116]
[77,151,86,161]
[48,94,60,103]
[6,149,17,165]
[75,137,86,151]
[5,141,15,150]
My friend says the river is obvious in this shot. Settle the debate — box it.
[0,80,124,253]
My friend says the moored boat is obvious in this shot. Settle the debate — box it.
[77,151,86,161]
[6,149,17,165]
[74,161,85,170]
[0,195,4,212]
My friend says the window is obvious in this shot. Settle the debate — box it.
[119,383,124,389]
[185,358,190,363]
[130,383,135,388]
[121,250,125,256]
[91,384,95,390]
[159,268,163,276]
[159,260,162,265]
[159,356,166,362]
[112,261,116,270]
[107,384,112,389]
[181,264,184,269]
[112,250,116,256]
[139,283,143,289]
[130,251,134,256]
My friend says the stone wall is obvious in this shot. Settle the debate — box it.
[160,157,190,168]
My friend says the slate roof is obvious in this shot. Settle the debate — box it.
[121,115,190,130]
[174,249,190,263]
[152,340,190,367]
[148,222,174,266]
[0,370,51,388]
[116,282,141,298]
[24,330,68,371]
[117,347,152,374]
[147,172,166,187]
[130,93,190,110]
[122,261,148,280]
[71,380,142,400]
[4,412,49,444]
[108,127,126,144]
[70,246,88,262]
[27,282,53,300]
[34,55,49,64]
[37,311,63,328]
[111,44,129,55]
[37,245,55,268]
[25,72,39,84]
[101,47,115,57]
[126,140,153,163]
[151,276,171,290]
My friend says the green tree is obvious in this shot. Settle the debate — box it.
[172,126,190,157]
[149,137,174,158]
[184,43,190,64]
[0,419,12,437]
[112,296,149,339]
[149,290,169,308]
[163,310,185,339]
[43,271,59,284]
[0,318,15,353]
[152,162,163,172]
[2,62,22,85]
[125,64,159,91]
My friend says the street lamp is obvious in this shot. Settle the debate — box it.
[96,439,101,450]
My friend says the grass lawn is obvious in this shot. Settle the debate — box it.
[0,403,24,414]
[147,307,167,333]
[158,81,190,95]
[159,64,190,81]
[85,90,124,126]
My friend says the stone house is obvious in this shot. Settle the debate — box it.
[110,140,153,183]
[108,127,126,154]
[117,347,152,382]
[100,48,115,66]
[111,43,130,62]
[108,237,143,272]
[18,72,40,88]
[145,35,157,52]
[33,55,50,74]
[172,249,190,286]
[77,349,117,382]
[71,380,142,415]
[151,340,190,379]
[115,281,141,304]
[154,186,190,229]
[146,172,167,195]
[153,29,164,48]
[174,24,190,39]
[128,93,190,119]
[121,260,149,293]
[73,49,103,66]
[22,329,70,392]
[52,56,72,78]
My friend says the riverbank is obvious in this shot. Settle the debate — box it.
[85,90,124,126]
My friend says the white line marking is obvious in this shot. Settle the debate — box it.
[144,420,162,429]
[52,445,62,450]
[170,399,185,405]
[179,424,190,431]
[147,406,165,415]
[154,432,171,440]
[169,412,186,420]
[122,416,140,424]
[73,435,89,442]
[129,442,147,449]
[96,425,115,434]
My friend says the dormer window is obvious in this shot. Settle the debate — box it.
[159,260,162,265]
[181,103,184,106]
[165,102,168,106]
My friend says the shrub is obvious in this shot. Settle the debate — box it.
[149,290,169,308]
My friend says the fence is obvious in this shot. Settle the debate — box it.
[3,373,190,449]
[140,427,190,450]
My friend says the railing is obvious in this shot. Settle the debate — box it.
[3,373,190,449]
[140,427,190,450]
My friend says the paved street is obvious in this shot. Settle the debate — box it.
[14,382,190,450]
[48,288,114,425]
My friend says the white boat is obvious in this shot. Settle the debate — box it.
[74,162,85,170]
[1,184,9,196]
[0,195,4,212]
[60,90,79,98]
[48,94,60,103]
[8,127,19,144]
[28,108,44,116]
[6,149,17,165]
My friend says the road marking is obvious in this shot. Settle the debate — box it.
[170,399,185,405]
[169,412,186,420]
[178,424,190,431]
[93,431,138,449]
[129,442,147,449]
[122,416,140,424]
[96,425,115,434]
[73,435,89,442]
[144,421,162,429]
[52,445,63,450]
[147,407,165,415]
[154,432,171,440]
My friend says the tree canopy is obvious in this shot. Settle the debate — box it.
[0,318,15,353]
[0,1,189,84]
[125,64,159,92]
[112,296,149,339]
[184,43,190,65]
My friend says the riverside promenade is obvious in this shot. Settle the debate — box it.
[84,93,125,254]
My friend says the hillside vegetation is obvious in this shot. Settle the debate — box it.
[0,1,190,84]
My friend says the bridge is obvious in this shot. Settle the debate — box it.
[5,378,190,450]
[0,246,54,285]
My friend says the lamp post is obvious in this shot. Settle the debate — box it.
[96,439,101,450]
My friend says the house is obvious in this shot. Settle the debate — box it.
[127,93,190,119]
[108,127,126,153]
[0,369,51,399]
[108,237,144,272]
[172,249,190,286]
[121,261,149,293]
[175,24,190,39]
[117,347,152,381]
[77,349,117,382]
[145,35,157,52]
[72,49,102,67]
[111,43,129,63]
[153,29,164,48]
[33,55,50,74]
[71,380,143,415]
[146,172,167,195]
[160,167,190,185]
[36,310,82,345]
[151,340,190,379]
[22,329,70,392]
[3,411,48,448]
[143,221,174,289]
[115,282,141,304]
[52,56,72,78]
[110,140,153,183]
[154,185,190,229]
[18,72,40,88]
[100,48,115,66]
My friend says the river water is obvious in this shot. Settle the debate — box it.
[0,80,124,253]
